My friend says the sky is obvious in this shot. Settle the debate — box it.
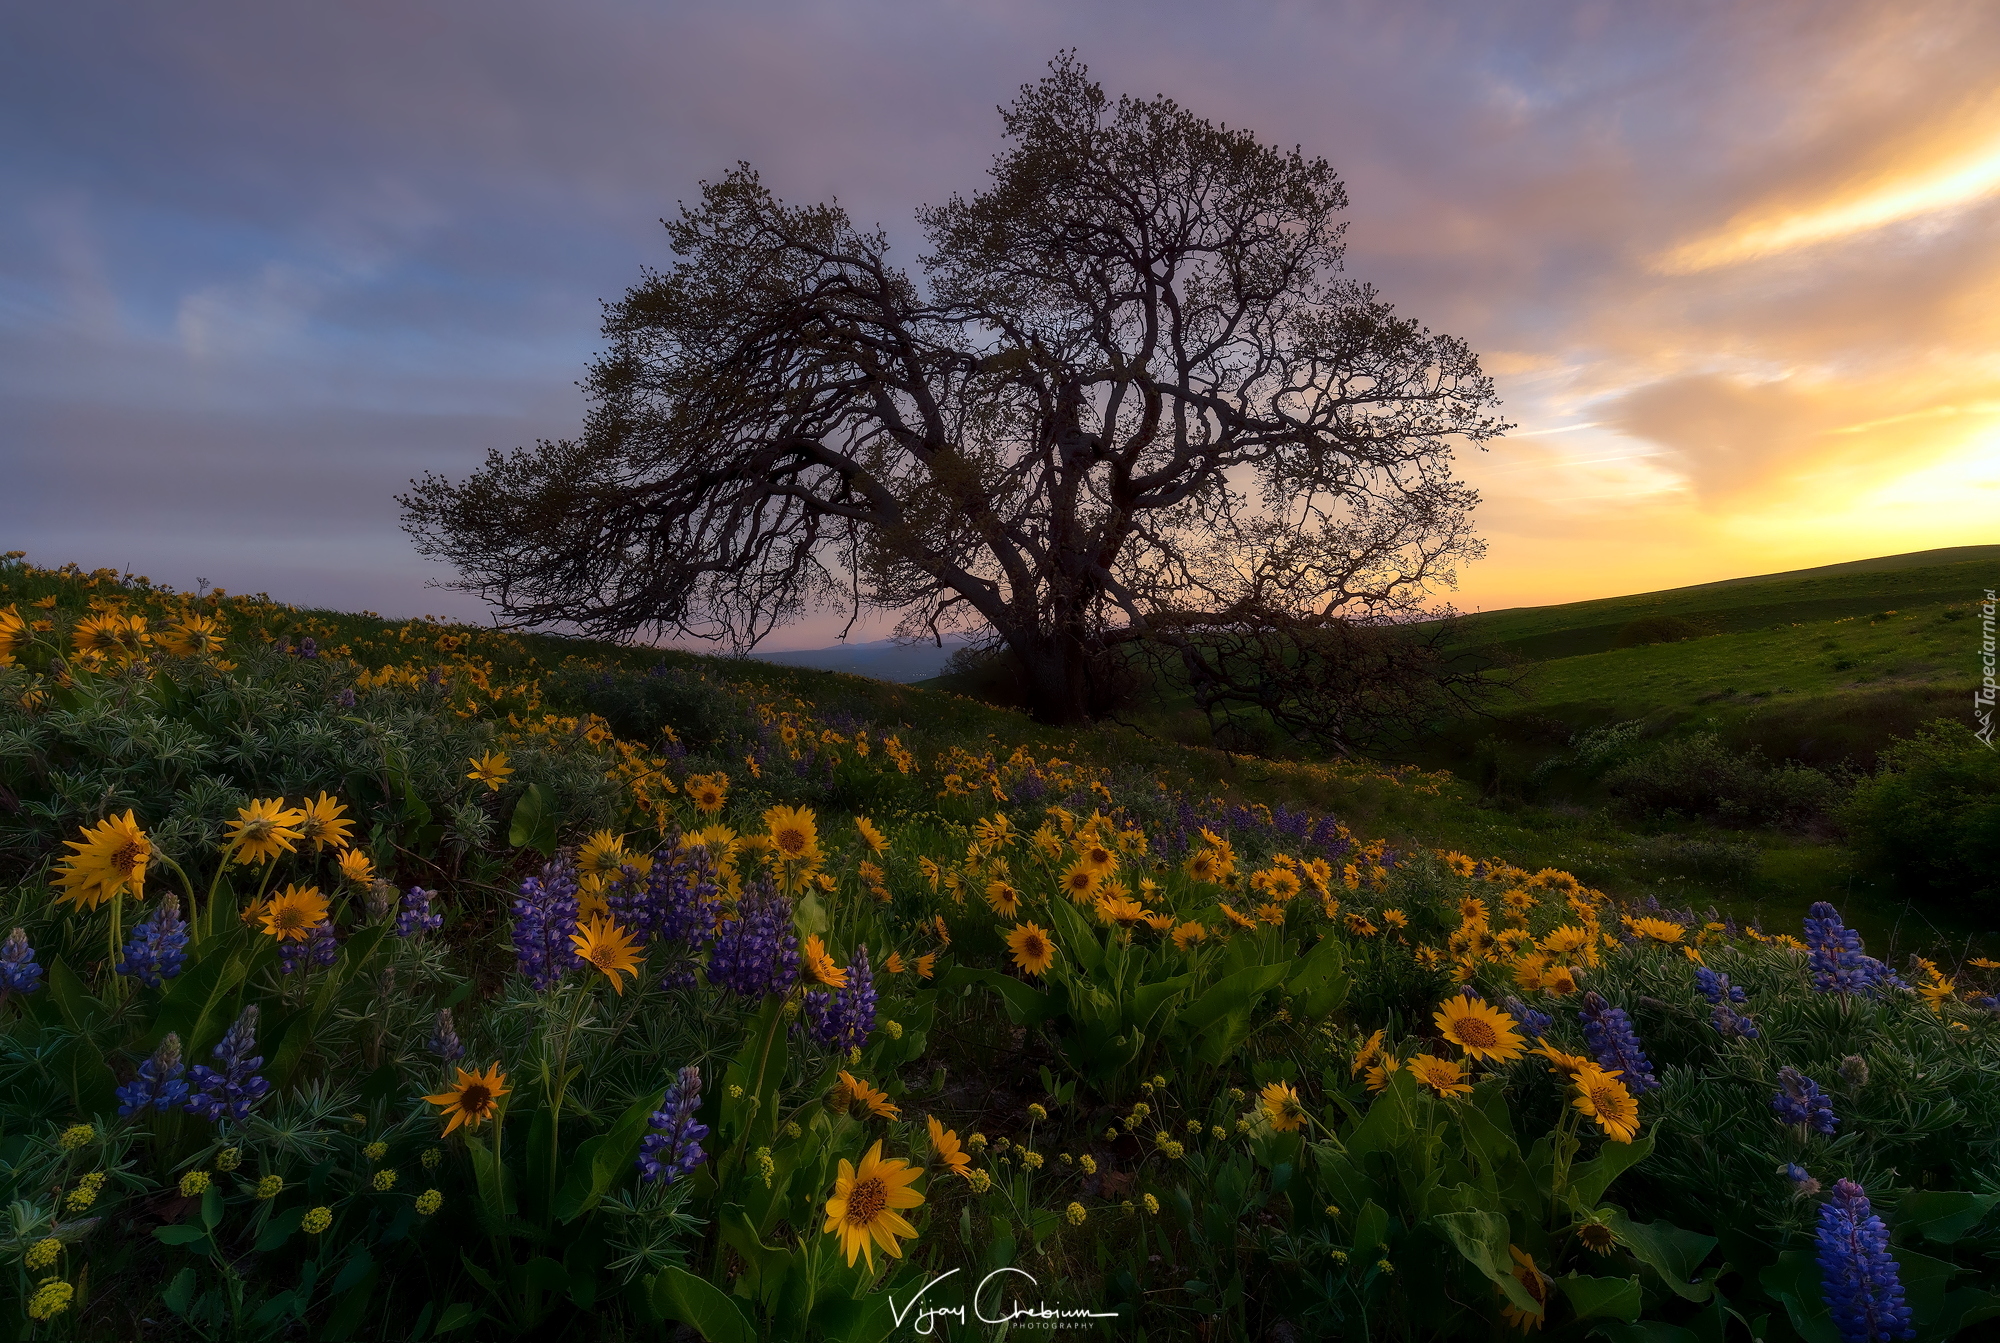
[4,0,1997,649]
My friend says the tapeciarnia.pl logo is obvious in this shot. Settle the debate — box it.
[889,1267,1121,1335]
[1977,588,1996,749]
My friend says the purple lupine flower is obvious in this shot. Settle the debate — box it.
[278,921,339,974]
[609,843,720,950]
[1816,1180,1914,1343]
[1,927,45,997]
[337,687,357,708]
[1803,903,1906,997]
[1693,967,1746,1005]
[428,1008,464,1063]
[511,854,581,991]
[805,945,878,1052]
[1502,996,1554,1038]
[1577,992,1659,1094]
[116,1034,190,1116]
[637,1065,708,1186]
[396,886,443,938]
[297,636,317,659]
[1772,1066,1838,1135]
[185,1006,270,1124]
[705,882,797,999]
[118,895,189,987]
[1784,1162,1822,1197]
[1694,967,1760,1038]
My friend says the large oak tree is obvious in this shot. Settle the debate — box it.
[402,56,1508,740]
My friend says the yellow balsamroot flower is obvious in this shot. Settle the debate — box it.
[158,613,227,658]
[1260,1081,1307,1133]
[1058,860,1100,902]
[0,604,29,662]
[1500,1246,1551,1332]
[1096,895,1148,929]
[1434,997,1527,1065]
[260,885,330,941]
[227,798,306,865]
[1171,921,1209,951]
[296,792,354,851]
[466,751,514,791]
[53,810,151,911]
[1538,925,1592,958]
[1076,837,1118,876]
[1532,1040,1596,1079]
[1352,1028,1387,1077]
[973,814,1017,851]
[764,805,820,862]
[72,611,150,666]
[685,772,729,814]
[1407,1054,1472,1098]
[1254,903,1287,927]
[835,1070,900,1120]
[1255,867,1302,901]
[302,1207,333,1234]
[416,1189,443,1215]
[1542,966,1581,997]
[577,830,631,882]
[426,1063,511,1135]
[1184,848,1222,883]
[1008,923,1056,977]
[1624,916,1684,945]
[928,1116,971,1179]
[855,815,890,853]
[570,916,645,994]
[914,953,936,979]
[1570,1063,1641,1143]
[338,849,375,886]
[984,880,1023,920]
[823,1140,924,1270]
[800,935,848,989]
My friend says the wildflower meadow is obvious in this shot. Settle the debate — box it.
[2,555,1997,1341]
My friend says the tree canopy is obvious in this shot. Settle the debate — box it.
[401,55,1509,740]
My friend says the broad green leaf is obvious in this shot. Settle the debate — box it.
[1043,896,1104,974]
[553,1092,661,1222]
[1893,1191,1998,1245]
[1554,1273,1643,1323]
[434,1303,479,1334]
[947,967,1058,1026]
[1603,1208,1717,1302]
[1568,1131,1654,1207]
[253,1204,305,1251]
[154,1224,211,1248]
[653,1265,757,1343]
[1436,1206,1541,1314]
[509,784,558,855]
[1284,934,1349,1020]
[1759,1249,1843,1343]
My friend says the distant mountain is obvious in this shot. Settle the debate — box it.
[747,635,976,683]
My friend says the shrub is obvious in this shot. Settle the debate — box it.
[1843,719,2000,907]
[1602,733,1841,827]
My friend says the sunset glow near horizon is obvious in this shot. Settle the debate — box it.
[3,2,1996,647]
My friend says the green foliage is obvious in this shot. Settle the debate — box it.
[1843,720,2000,907]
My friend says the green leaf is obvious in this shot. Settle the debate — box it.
[509,784,558,855]
[154,1224,211,1248]
[1284,934,1350,1020]
[1603,1208,1717,1302]
[1178,961,1291,1066]
[433,1303,479,1334]
[947,967,1058,1026]
[1043,894,1104,974]
[1555,1272,1642,1323]
[253,1205,305,1252]
[1593,1324,1701,1343]
[149,929,250,1053]
[794,892,829,937]
[1894,1191,1999,1245]
[552,1092,661,1222]
[1568,1131,1654,1207]
[1759,1249,1844,1343]
[652,1265,757,1343]
[161,1266,198,1317]
[1436,1207,1541,1315]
